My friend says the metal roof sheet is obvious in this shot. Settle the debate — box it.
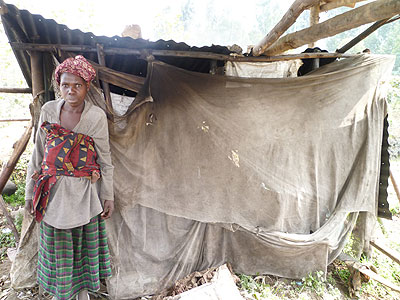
[1,2,232,89]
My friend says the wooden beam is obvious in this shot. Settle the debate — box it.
[0,87,32,94]
[96,44,114,119]
[0,118,30,122]
[371,240,400,266]
[252,0,321,57]
[320,0,367,12]
[10,42,357,62]
[95,65,145,93]
[263,0,400,56]
[337,17,390,53]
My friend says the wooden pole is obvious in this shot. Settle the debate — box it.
[263,0,400,56]
[0,118,30,122]
[96,44,114,119]
[0,195,19,243]
[0,123,32,243]
[337,18,391,53]
[308,4,320,48]
[10,42,357,62]
[390,170,400,206]
[29,51,45,140]
[252,0,321,56]
[371,240,400,266]
[0,87,32,94]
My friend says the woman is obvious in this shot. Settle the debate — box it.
[25,55,114,300]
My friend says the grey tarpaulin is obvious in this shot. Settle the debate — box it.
[10,55,394,300]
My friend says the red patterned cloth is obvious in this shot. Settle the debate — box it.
[55,55,96,84]
[33,122,100,222]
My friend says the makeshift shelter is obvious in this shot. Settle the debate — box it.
[0,0,399,299]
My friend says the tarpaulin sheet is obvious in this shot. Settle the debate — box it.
[10,55,394,300]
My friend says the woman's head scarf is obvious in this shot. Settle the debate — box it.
[55,55,96,85]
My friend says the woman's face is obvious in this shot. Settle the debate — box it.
[59,72,89,107]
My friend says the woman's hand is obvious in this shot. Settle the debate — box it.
[24,199,34,215]
[101,200,114,219]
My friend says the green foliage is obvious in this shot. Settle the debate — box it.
[3,183,25,207]
[0,229,16,261]
[301,271,326,296]
[2,154,29,207]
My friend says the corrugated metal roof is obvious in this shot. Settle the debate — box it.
[1,2,232,90]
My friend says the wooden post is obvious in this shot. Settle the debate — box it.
[252,0,321,56]
[210,60,218,75]
[308,4,320,48]
[96,44,114,120]
[29,51,45,141]
[336,18,390,53]
[262,0,400,56]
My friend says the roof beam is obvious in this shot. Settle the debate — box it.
[9,42,357,62]
[320,0,367,12]
[0,87,32,93]
[252,0,321,57]
[263,0,400,56]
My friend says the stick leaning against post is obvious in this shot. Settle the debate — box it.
[0,122,33,243]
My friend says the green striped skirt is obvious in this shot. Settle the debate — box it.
[38,215,112,300]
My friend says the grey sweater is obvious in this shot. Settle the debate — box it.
[25,99,114,229]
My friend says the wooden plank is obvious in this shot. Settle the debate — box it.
[96,43,114,119]
[0,118,30,122]
[263,0,400,56]
[337,18,391,53]
[252,0,321,56]
[9,42,357,62]
[371,240,400,266]
[0,88,31,94]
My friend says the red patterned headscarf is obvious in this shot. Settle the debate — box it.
[55,55,96,85]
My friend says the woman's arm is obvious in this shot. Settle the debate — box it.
[91,110,114,218]
[25,112,46,213]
